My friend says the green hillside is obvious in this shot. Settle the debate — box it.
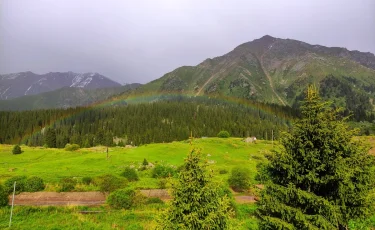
[132,36,375,118]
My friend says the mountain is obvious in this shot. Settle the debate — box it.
[137,35,375,118]
[0,83,141,111]
[0,71,122,99]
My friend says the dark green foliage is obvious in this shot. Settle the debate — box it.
[107,188,136,209]
[12,144,22,154]
[58,178,77,192]
[219,169,228,174]
[45,128,57,148]
[258,86,375,229]
[228,167,251,192]
[142,158,149,166]
[4,176,27,194]
[157,148,232,229]
[25,176,45,192]
[0,184,8,207]
[121,167,139,182]
[81,176,92,185]
[93,174,127,193]
[64,143,80,151]
[152,165,176,178]
[158,179,167,189]
[145,197,164,205]
[0,97,294,146]
[217,130,230,138]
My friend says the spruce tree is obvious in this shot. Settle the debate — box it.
[258,86,375,229]
[157,148,232,229]
[44,128,56,148]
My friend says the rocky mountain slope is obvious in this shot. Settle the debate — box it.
[138,35,375,113]
[0,83,141,111]
[0,71,122,99]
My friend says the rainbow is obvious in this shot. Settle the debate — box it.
[18,91,295,145]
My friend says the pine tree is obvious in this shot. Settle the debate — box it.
[258,86,375,229]
[157,148,232,229]
[44,128,56,148]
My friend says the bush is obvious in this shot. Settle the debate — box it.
[228,167,251,192]
[107,188,136,209]
[219,169,228,174]
[0,184,8,207]
[12,145,22,154]
[25,176,45,192]
[152,165,176,178]
[64,143,80,151]
[81,176,92,185]
[217,130,230,138]
[142,158,149,166]
[121,167,139,182]
[218,186,237,214]
[4,176,27,194]
[59,178,77,192]
[93,174,127,193]
[158,179,167,189]
[146,197,164,205]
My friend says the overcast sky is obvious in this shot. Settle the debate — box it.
[1,0,374,84]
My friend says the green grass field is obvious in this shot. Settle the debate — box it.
[0,138,270,229]
[0,138,272,187]
[1,137,374,229]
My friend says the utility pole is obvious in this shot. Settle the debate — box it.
[9,181,16,228]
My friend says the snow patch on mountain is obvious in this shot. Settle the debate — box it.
[24,85,33,95]
[70,74,85,87]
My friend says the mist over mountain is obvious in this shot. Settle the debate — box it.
[0,71,122,99]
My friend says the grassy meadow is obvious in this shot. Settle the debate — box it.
[0,137,375,229]
[0,138,269,229]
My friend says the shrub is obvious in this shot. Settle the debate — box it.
[25,176,45,192]
[59,178,77,192]
[158,179,167,189]
[219,169,228,174]
[4,176,27,194]
[81,176,92,185]
[107,188,135,209]
[64,143,80,151]
[217,130,230,138]
[228,167,251,192]
[218,186,237,214]
[142,158,149,166]
[146,197,164,205]
[93,174,127,193]
[121,167,139,182]
[12,145,22,154]
[0,184,8,207]
[152,165,176,178]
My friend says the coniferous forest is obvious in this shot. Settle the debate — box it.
[0,96,296,147]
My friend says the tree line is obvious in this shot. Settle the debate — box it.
[0,96,296,147]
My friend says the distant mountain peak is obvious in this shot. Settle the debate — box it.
[0,71,122,99]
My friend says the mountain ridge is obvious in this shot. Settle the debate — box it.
[134,35,375,107]
[0,71,122,99]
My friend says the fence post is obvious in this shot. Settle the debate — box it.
[9,181,16,227]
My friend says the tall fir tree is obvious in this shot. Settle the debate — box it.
[157,148,232,229]
[258,86,375,229]
[44,128,57,148]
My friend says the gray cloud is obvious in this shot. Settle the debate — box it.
[1,0,374,84]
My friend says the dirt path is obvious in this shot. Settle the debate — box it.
[8,192,106,206]
[259,43,286,106]
[9,190,257,206]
